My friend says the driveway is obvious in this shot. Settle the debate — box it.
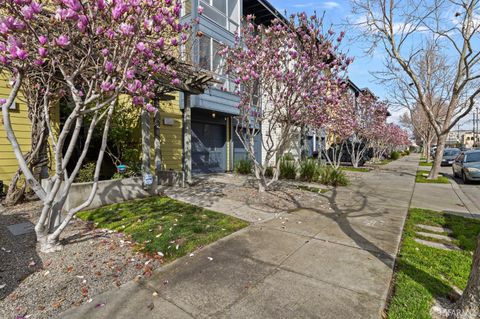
[61,156,419,319]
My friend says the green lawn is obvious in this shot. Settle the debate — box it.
[419,161,433,167]
[77,196,249,261]
[388,208,480,319]
[416,170,450,184]
[340,166,370,172]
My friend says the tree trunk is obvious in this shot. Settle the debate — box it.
[449,234,480,318]
[182,93,192,185]
[429,133,446,179]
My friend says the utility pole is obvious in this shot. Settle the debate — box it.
[476,106,480,147]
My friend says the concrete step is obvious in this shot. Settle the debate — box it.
[416,224,453,234]
[415,231,453,242]
[414,238,461,251]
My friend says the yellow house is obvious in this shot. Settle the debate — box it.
[0,74,32,190]
[155,94,183,171]
[0,75,185,193]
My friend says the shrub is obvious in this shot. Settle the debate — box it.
[235,159,252,175]
[390,151,401,160]
[280,158,297,179]
[282,153,295,161]
[75,162,96,183]
[264,166,274,178]
[318,166,349,186]
[404,149,410,155]
[299,159,320,182]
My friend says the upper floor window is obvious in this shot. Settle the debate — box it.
[199,35,236,92]
[181,0,192,16]
[200,0,240,33]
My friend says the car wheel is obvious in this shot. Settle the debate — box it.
[463,171,470,184]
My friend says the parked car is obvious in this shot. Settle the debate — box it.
[452,150,480,183]
[441,148,461,166]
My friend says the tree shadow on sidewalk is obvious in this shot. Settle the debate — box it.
[266,185,398,268]
[0,212,43,300]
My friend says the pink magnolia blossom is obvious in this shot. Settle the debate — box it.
[55,35,70,47]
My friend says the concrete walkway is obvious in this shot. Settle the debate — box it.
[61,156,419,319]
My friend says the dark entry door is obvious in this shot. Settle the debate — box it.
[233,129,262,165]
[191,122,227,173]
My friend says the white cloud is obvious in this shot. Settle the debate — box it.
[323,1,340,9]
[291,1,341,10]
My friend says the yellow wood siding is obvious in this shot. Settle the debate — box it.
[0,74,31,189]
[158,94,182,170]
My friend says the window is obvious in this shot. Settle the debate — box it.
[181,0,192,16]
[465,152,480,163]
[199,36,211,70]
[199,0,240,33]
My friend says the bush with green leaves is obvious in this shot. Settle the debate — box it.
[390,151,401,160]
[299,159,320,182]
[282,153,295,161]
[235,159,253,175]
[264,166,274,178]
[318,166,349,186]
[280,157,297,180]
[74,162,96,183]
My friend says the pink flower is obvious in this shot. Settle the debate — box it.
[38,47,47,57]
[104,61,114,73]
[145,103,156,113]
[171,38,178,46]
[197,6,204,15]
[126,69,135,79]
[64,0,82,12]
[156,37,165,48]
[55,35,70,47]
[77,15,88,32]
[132,96,145,106]
[136,42,146,52]
[15,49,27,60]
[101,48,109,56]
[0,98,6,105]
[171,78,181,86]
[38,35,47,45]
[100,81,114,92]
[97,0,105,10]
[21,5,34,19]
[119,23,134,36]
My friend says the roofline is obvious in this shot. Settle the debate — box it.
[254,0,289,24]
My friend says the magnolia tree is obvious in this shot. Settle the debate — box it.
[0,0,188,252]
[221,13,351,191]
[371,123,410,160]
[343,92,389,167]
[305,86,355,169]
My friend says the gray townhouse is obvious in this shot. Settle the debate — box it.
[180,0,285,174]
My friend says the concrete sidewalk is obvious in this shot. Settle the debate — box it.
[411,165,480,217]
[61,156,418,319]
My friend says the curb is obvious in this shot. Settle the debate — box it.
[450,178,480,216]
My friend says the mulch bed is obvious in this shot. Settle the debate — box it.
[0,201,163,319]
